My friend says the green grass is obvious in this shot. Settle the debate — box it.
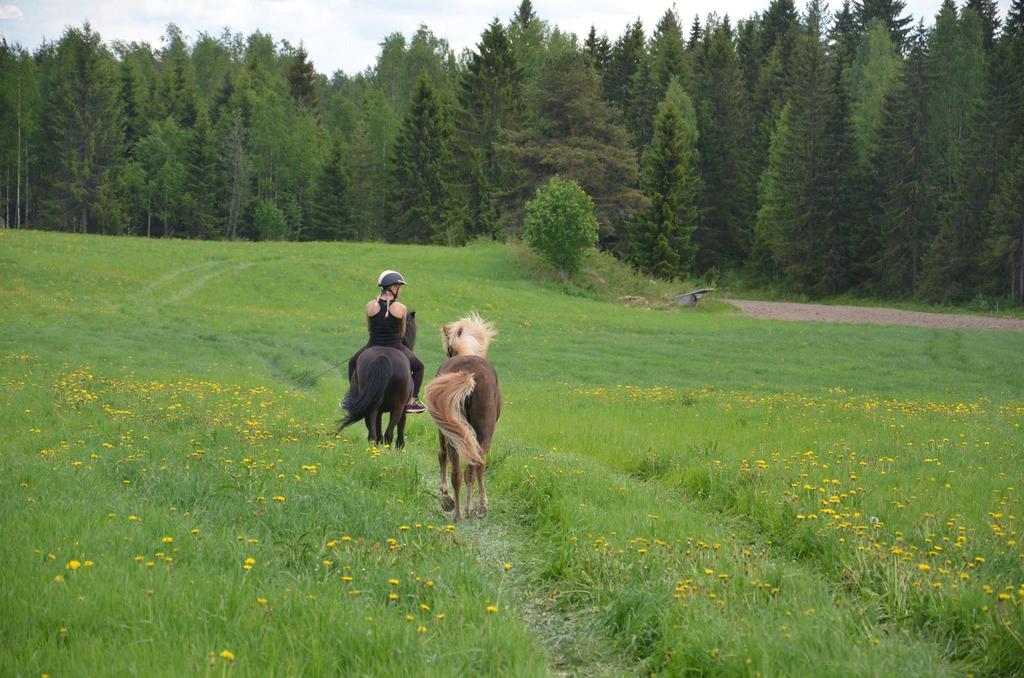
[1,229,1022,676]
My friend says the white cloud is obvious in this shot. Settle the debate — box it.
[0,4,24,20]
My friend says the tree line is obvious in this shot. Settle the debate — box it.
[1,0,1022,304]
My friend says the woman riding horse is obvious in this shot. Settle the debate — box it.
[348,270,425,413]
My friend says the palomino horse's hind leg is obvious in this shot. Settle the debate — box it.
[450,451,463,521]
[438,434,455,512]
[463,465,475,519]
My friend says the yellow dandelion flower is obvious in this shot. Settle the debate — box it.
[66,560,81,570]
[162,536,173,544]
[257,597,268,605]
[54,575,64,583]
[388,578,400,586]
[417,625,427,634]
[219,650,235,661]
[388,593,399,601]
[435,613,445,620]
[486,605,498,614]
[503,562,512,572]
[917,563,931,571]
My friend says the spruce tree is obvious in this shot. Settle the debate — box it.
[755,2,849,294]
[854,0,913,51]
[288,46,319,112]
[307,134,354,241]
[984,136,1024,304]
[869,25,933,293]
[687,16,703,51]
[965,0,1000,50]
[456,19,522,237]
[633,82,699,278]
[650,9,690,98]
[159,24,199,129]
[41,23,126,233]
[188,109,219,238]
[919,4,987,300]
[388,74,459,244]
[695,19,749,272]
[603,20,645,118]
[584,27,612,73]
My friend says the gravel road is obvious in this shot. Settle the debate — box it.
[727,299,1024,331]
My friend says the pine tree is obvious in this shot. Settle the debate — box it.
[41,23,127,233]
[288,45,319,112]
[307,134,354,241]
[389,74,459,244]
[633,82,699,278]
[456,19,522,238]
[500,50,644,249]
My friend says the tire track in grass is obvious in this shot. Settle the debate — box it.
[109,259,226,311]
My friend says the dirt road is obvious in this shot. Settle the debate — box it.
[727,299,1024,331]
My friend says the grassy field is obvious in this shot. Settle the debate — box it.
[1,229,1022,677]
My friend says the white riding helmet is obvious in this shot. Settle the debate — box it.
[378,270,406,288]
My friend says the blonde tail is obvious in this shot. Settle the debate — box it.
[424,371,485,466]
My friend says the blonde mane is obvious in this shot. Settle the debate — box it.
[442,313,497,358]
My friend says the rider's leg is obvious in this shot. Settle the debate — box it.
[403,348,424,398]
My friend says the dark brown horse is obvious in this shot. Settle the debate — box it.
[336,312,416,448]
[424,313,500,521]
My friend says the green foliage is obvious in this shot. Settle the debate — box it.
[40,23,126,234]
[523,176,598,278]
[388,74,460,245]
[632,85,699,279]
[456,20,522,238]
[252,197,290,240]
[694,18,750,272]
[849,20,901,163]
[500,50,643,248]
[983,136,1024,304]
[306,135,354,241]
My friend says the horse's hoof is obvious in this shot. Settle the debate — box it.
[474,505,488,519]
[440,493,455,512]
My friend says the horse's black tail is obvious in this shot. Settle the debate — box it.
[336,355,392,433]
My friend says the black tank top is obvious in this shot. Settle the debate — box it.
[368,299,403,348]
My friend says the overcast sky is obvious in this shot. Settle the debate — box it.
[0,0,1014,76]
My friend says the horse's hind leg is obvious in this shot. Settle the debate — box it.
[474,462,488,519]
[438,434,455,512]
[463,465,475,519]
[395,412,407,449]
[450,452,463,521]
